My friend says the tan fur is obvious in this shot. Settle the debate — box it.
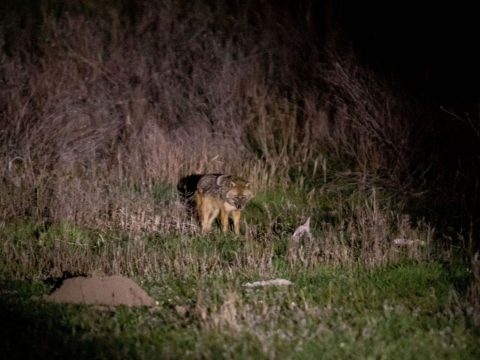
[194,174,253,235]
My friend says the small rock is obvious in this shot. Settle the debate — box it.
[243,278,293,288]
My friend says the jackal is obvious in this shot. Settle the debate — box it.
[193,174,253,234]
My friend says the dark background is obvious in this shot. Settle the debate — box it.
[340,1,480,107]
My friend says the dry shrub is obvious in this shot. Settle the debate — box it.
[0,2,263,223]
[311,49,413,183]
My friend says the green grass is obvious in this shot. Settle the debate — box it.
[0,183,478,359]
[0,261,478,359]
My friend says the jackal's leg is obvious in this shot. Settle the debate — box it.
[232,210,241,235]
[220,208,229,233]
[199,206,210,233]
[195,193,207,233]
[205,208,219,233]
[197,197,214,233]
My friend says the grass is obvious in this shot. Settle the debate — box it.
[0,184,479,359]
[0,261,478,359]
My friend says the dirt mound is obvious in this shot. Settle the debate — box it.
[46,275,155,307]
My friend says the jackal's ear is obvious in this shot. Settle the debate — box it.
[216,174,229,186]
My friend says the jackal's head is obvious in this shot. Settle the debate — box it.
[219,176,253,210]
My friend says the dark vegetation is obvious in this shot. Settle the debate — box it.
[0,1,479,358]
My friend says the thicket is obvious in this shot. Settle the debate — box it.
[1,2,411,217]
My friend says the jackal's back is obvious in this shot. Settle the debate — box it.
[196,174,227,197]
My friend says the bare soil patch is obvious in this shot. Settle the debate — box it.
[46,275,155,307]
